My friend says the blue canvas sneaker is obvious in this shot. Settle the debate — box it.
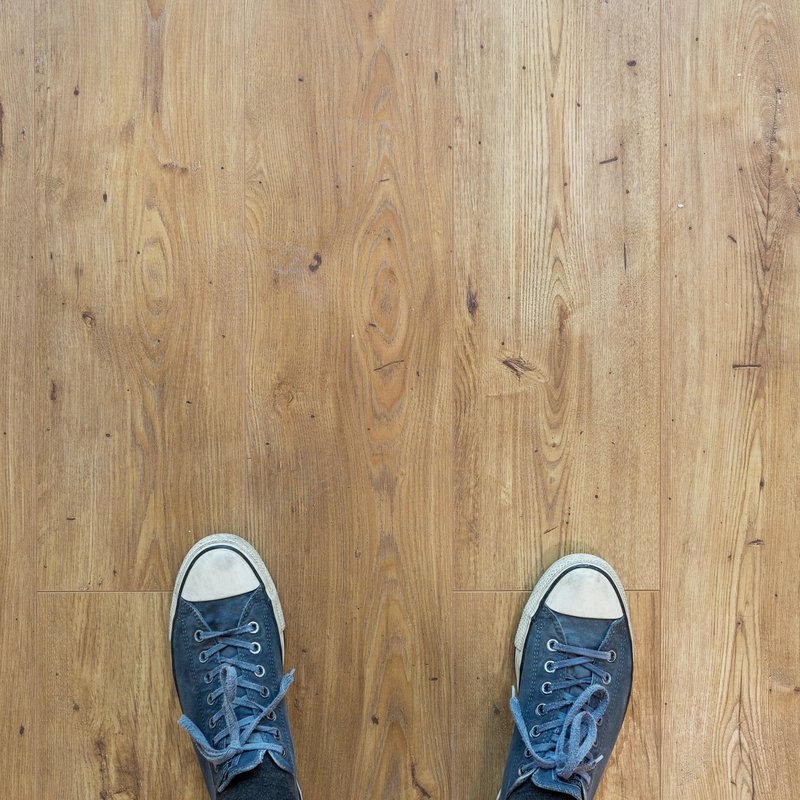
[498,554,633,800]
[170,534,301,800]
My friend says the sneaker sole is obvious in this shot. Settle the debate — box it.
[513,552,632,685]
[168,533,286,660]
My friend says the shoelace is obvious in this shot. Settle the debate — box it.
[178,622,294,788]
[509,640,613,788]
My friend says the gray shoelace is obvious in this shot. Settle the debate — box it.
[510,640,613,788]
[178,622,294,790]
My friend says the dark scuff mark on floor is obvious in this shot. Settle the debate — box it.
[50,382,57,401]
[500,355,535,379]
[728,234,737,244]
[623,241,628,272]
[410,761,431,798]
[467,286,478,316]
[599,155,618,165]
[308,252,322,272]
[374,359,405,373]
[732,363,762,370]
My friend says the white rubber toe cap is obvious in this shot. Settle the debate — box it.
[180,547,260,602]
[544,567,623,619]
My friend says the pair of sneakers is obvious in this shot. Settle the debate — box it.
[170,535,633,800]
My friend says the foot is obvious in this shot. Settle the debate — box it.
[498,554,633,800]
[170,534,301,799]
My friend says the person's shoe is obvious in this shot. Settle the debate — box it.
[170,534,301,800]
[498,554,633,800]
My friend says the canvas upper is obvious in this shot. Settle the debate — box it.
[499,558,633,800]
[170,538,300,799]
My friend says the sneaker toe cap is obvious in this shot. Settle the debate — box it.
[544,566,623,619]
[181,547,260,601]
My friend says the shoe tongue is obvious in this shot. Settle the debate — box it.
[192,590,257,632]
[190,591,275,790]
[550,610,613,649]
[509,780,575,799]
[224,754,299,799]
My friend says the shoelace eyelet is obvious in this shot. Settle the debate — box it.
[198,650,209,663]
[531,725,541,738]
[544,660,556,673]
[203,671,212,684]
[601,672,611,685]
[208,716,216,729]
[607,649,617,662]
[280,748,286,757]
[250,642,262,655]
[597,716,604,726]
[254,665,266,678]
[546,638,559,652]
[268,710,277,721]
[541,681,553,694]
[524,748,533,758]
[206,692,215,706]
[274,730,281,741]
[535,703,545,716]
[248,621,260,634]
[194,630,204,643]
[260,686,270,698]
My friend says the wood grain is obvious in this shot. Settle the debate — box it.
[0,2,35,797]
[453,591,660,800]
[243,1,452,798]
[37,592,200,799]
[18,0,800,798]
[662,1,800,798]
[35,0,246,591]
[453,0,661,592]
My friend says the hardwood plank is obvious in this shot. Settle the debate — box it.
[37,592,199,799]
[453,590,659,800]
[35,0,246,591]
[453,0,660,591]
[243,2,452,798]
[0,2,35,797]
[662,1,800,797]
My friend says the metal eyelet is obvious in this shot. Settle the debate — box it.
[280,748,286,758]
[268,711,277,721]
[254,665,266,678]
[207,692,215,705]
[208,716,216,729]
[597,716,604,727]
[203,672,212,684]
[274,730,281,741]
[261,686,270,698]
[531,726,541,738]
[518,766,526,776]
[250,642,262,655]
[607,650,617,663]
[194,630,204,642]
[524,748,533,759]
[602,672,612,685]
[541,682,553,694]
[198,650,208,663]
[535,703,545,716]
[544,660,556,673]
[248,621,260,634]
[546,638,558,652]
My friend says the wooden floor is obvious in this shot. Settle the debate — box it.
[2,0,798,797]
